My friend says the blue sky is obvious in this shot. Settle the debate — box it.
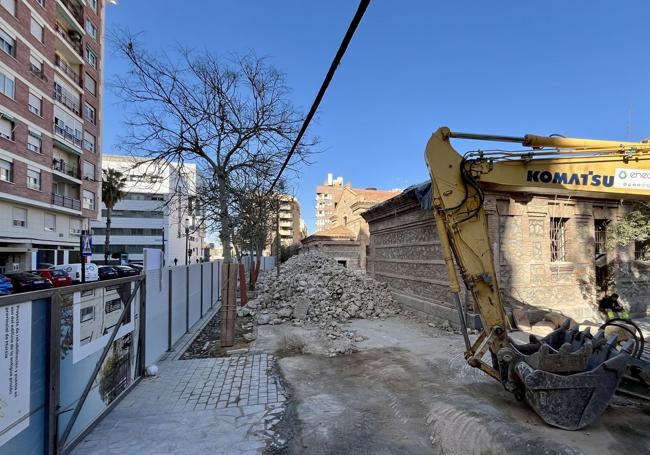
[103,1,650,234]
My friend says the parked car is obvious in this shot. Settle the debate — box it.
[98,266,119,281]
[5,272,52,293]
[0,274,13,295]
[51,263,99,283]
[128,263,144,273]
[113,265,139,277]
[29,269,72,288]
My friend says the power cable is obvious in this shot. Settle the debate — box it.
[267,0,371,194]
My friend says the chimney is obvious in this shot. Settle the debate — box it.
[327,173,333,186]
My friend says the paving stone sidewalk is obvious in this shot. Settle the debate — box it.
[72,354,287,455]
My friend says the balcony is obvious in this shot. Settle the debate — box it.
[53,84,80,115]
[54,22,83,63]
[52,158,79,178]
[55,55,80,86]
[54,123,82,149]
[56,0,84,33]
[27,63,48,82]
[52,193,81,211]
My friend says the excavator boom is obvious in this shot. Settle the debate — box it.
[424,127,650,429]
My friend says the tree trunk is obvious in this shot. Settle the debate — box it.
[104,206,112,264]
[217,172,233,263]
[253,242,263,289]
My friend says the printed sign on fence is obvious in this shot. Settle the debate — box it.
[71,285,135,364]
[0,302,32,446]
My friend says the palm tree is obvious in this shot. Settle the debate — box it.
[102,169,126,264]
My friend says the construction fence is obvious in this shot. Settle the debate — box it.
[0,254,275,455]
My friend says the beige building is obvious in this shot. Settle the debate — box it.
[315,173,344,231]
[308,180,400,269]
[299,219,308,239]
[329,184,401,242]
[268,194,301,249]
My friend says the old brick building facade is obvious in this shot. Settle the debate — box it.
[329,184,401,243]
[301,225,362,270]
[0,0,104,271]
[363,183,650,325]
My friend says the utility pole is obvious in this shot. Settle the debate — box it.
[185,220,190,266]
[276,197,280,278]
[80,229,86,283]
[161,225,166,267]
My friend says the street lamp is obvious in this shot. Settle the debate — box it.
[185,217,190,266]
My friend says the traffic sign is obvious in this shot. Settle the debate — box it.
[81,235,93,257]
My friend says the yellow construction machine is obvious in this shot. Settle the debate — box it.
[425,127,650,430]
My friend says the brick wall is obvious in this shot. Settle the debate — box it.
[363,187,650,325]
[301,240,362,270]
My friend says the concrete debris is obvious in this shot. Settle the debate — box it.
[246,253,401,326]
[245,253,401,355]
[237,306,251,317]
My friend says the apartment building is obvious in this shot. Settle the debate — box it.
[279,194,301,246]
[264,194,302,254]
[90,155,204,265]
[0,0,105,272]
[315,172,344,231]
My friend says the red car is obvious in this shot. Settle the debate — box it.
[29,269,73,288]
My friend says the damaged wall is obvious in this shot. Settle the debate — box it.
[301,240,363,270]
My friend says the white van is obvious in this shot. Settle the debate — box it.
[52,263,99,283]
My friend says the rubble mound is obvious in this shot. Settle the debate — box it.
[242,253,400,325]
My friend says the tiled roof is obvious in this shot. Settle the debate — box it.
[304,225,356,241]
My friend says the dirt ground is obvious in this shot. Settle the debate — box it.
[182,310,254,359]
[256,317,650,455]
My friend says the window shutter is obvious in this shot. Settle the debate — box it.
[1,0,16,16]
[29,93,41,113]
[0,118,12,139]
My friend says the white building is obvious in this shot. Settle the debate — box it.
[91,155,203,265]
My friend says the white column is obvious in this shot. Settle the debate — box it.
[54,251,58,266]
[30,251,37,269]
[63,250,69,265]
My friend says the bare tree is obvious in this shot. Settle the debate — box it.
[229,175,287,284]
[111,32,314,261]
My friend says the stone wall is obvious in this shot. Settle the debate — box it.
[301,240,363,270]
[363,187,650,325]
[365,197,471,325]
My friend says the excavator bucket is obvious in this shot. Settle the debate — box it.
[514,353,629,430]
[496,322,650,430]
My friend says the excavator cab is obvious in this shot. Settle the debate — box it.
[424,127,650,430]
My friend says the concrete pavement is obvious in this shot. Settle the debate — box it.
[72,355,286,454]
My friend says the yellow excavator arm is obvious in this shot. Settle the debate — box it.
[424,127,650,429]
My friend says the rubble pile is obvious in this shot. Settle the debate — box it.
[241,253,400,326]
